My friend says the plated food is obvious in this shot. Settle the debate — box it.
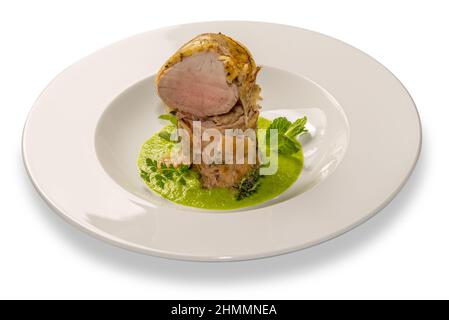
[138,33,308,209]
[23,22,421,260]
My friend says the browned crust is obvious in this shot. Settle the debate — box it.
[155,33,262,123]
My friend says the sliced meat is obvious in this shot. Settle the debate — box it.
[176,103,257,130]
[156,33,261,121]
[157,51,238,117]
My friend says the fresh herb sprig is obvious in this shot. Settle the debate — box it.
[159,113,178,125]
[158,131,181,142]
[140,158,190,189]
[235,170,261,201]
[266,116,308,155]
[158,113,180,142]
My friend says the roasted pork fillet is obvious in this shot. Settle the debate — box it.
[156,33,261,188]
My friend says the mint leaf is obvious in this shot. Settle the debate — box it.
[279,136,301,154]
[268,117,291,135]
[266,117,291,146]
[285,117,307,138]
[265,116,307,155]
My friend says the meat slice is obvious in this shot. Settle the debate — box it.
[157,51,239,117]
[156,33,261,121]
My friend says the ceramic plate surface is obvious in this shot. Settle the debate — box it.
[23,21,421,261]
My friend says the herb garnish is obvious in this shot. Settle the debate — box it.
[159,113,178,126]
[158,113,181,142]
[235,170,261,201]
[266,116,307,155]
[158,131,172,142]
[141,158,190,189]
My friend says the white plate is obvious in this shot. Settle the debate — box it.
[22,21,421,261]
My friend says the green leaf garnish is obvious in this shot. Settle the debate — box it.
[285,117,307,138]
[159,113,178,126]
[268,117,291,137]
[140,170,150,181]
[158,131,172,141]
[158,130,181,143]
[140,158,191,189]
[178,164,190,173]
[266,116,308,155]
[146,158,158,167]
[178,177,186,185]
[162,170,174,180]
[279,136,301,155]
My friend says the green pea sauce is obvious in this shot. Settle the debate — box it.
[137,117,303,210]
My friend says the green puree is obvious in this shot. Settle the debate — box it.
[137,117,303,210]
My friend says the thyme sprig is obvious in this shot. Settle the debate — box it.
[235,170,261,201]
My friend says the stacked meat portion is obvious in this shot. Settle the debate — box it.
[156,33,261,188]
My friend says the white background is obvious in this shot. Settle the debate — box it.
[0,0,447,300]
